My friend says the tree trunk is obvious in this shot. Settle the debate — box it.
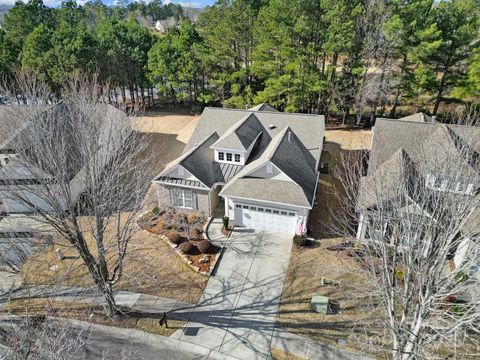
[433,68,448,116]
[390,54,407,118]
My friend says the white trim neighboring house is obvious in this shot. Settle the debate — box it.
[152,104,325,235]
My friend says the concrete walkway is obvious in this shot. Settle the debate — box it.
[0,285,195,316]
[172,229,292,360]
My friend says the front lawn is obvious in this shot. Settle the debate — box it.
[20,214,208,305]
[3,298,185,337]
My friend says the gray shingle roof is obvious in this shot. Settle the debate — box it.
[155,107,324,208]
[185,107,324,162]
[221,127,319,207]
[211,113,263,151]
[398,112,432,123]
[369,119,480,173]
[248,103,278,112]
[155,133,243,188]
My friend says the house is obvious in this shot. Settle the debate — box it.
[153,104,325,234]
[356,113,480,275]
[0,104,131,214]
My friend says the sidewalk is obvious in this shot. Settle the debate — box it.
[0,285,195,318]
[271,329,374,360]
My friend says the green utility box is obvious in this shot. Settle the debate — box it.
[311,293,329,314]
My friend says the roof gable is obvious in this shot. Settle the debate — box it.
[211,113,263,151]
[248,103,278,112]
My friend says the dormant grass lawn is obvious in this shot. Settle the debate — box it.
[20,214,208,305]
[3,298,185,337]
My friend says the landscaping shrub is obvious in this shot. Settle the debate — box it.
[167,232,183,244]
[192,226,203,237]
[293,234,308,246]
[152,206,160,215]
[178,241,199,255]
[222,216,229,230]
[196,240,219,254]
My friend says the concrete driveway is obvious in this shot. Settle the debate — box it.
[171,229,292,359]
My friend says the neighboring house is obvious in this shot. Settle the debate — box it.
[0,104,131,215]
[153,104,324,234]
[357,113,480,275]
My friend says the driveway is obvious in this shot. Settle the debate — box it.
[171,229,292,359]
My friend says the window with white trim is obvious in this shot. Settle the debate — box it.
[171,188,194,209]
[218,152,225,161]
[226,153,233,162]
[235,154,241,162]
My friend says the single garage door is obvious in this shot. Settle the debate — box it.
[234,203,298,234]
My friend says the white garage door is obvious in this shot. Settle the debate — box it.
[234,203,298,234]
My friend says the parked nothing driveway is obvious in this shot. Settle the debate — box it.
[171,229,292,359]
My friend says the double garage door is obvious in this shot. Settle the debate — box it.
[234,203,298,234]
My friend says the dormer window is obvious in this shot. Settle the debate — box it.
[218,152,225,161]
[235,154,240,162]
[226,153,233,162]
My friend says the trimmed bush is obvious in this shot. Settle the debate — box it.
[178,241,199,255]
[167,232,183,244]
[293,234,308,246]
[152,206,160,215]
[222,216,229,230]
[196,240,219,254]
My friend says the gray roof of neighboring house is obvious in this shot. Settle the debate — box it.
[249,103,278,112]
[369,119,480,173]
[361,118,480,218]
[155,106,324,208]
[220,127,318,207]
[211,113,263,151]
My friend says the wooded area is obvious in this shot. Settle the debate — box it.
[0,0,479,119]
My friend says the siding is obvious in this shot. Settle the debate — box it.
[155,184,211,215]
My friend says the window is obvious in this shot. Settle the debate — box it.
[172,189,194,209]
[235,154,241,162]
[258,207,264,212]
[250,206,256,210]
[281,211,287,215]
[218,152,225,161]
[243,205,249,209]
[226,153,233,162]
[265,208,272,213]
[235,204,241,208]
[289,212,295,216]
[273,210,279,214]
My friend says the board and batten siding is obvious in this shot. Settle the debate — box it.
[155,184,210,215]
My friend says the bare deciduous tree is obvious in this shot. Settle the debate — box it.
[332,116,480,358]
[0,74,153,317]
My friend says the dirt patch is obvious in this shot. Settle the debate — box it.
[133,108,199,143]
[271,348,306,360]
[324,129,372,151]
[20,215,208,305]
